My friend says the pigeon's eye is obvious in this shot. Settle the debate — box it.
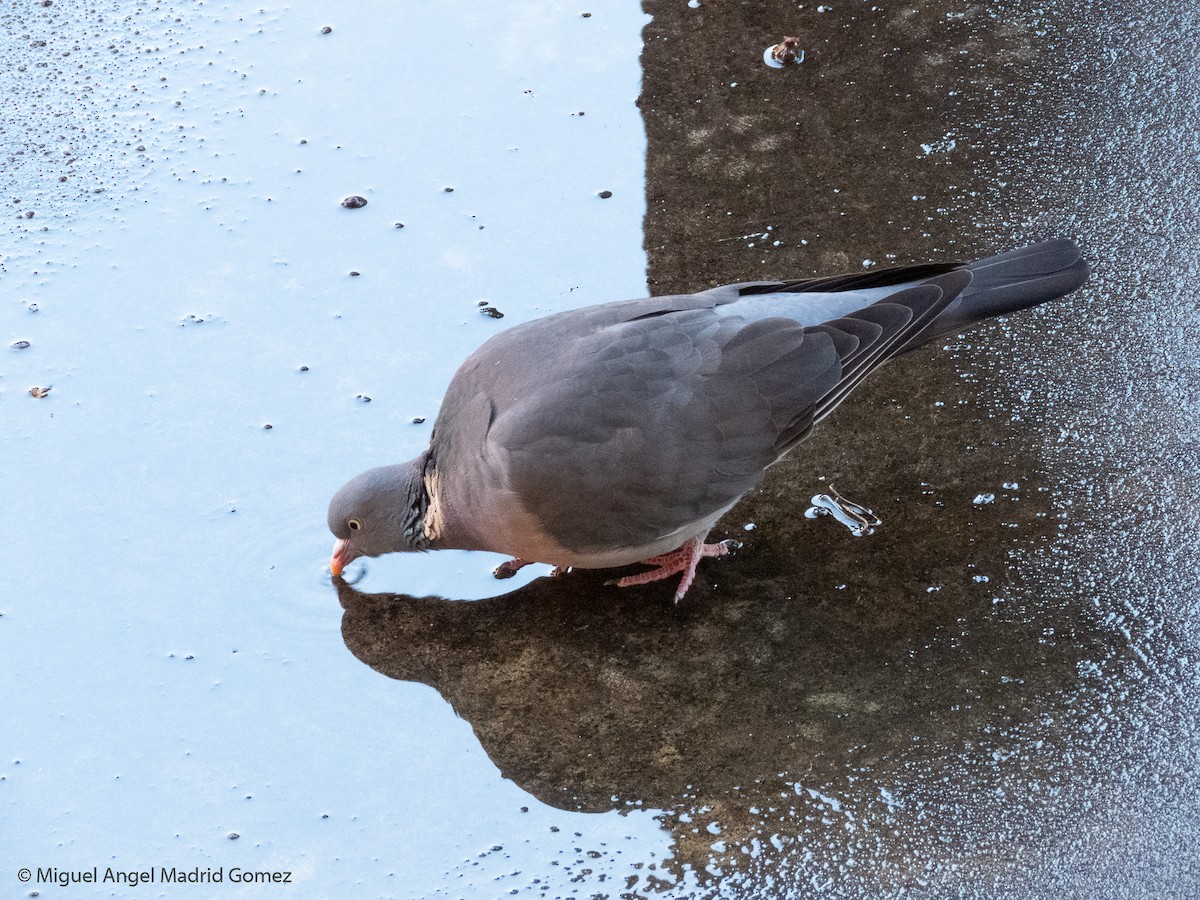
[347,518,362,532]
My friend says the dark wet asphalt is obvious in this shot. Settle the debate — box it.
[340,1,1200,896]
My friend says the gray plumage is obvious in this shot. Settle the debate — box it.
[328,239,1088,594]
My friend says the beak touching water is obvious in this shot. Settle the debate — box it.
[330,539,359,577]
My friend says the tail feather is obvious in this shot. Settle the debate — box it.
[915,239,1089,347]
[814,270,969,422]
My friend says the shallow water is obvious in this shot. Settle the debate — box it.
[4,0,1198,898]
[3,2,668,896]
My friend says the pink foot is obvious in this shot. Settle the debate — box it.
[611,534,732,602]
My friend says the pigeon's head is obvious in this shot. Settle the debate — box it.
[327,458,429,576]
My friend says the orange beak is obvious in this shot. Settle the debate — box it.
[330,538,359,577]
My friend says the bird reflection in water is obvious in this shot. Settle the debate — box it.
[334,556,1091,889]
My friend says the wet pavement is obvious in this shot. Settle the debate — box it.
[5,0,1199,898]
[347,0,1200,895]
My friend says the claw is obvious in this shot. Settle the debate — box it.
[612,534,731,602]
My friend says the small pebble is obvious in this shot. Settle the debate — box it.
[12,340,30,350]
[394,222,404,228]
[320,26,332,34]
[581,11,592,17]
[349,271,360,277]
[598,190,613,199]
[356,395,371,403]
[24,211,34,218]
[228,833,240,840]
[263,423,273,430]
[411,417,426,424]
[299,365,309,372]
[479,306,504,319]
[341,195,367,209]
[443,187,454,193]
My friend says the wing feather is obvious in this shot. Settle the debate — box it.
[444,268,973,555]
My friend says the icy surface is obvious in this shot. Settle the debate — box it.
[2,1,663,895]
